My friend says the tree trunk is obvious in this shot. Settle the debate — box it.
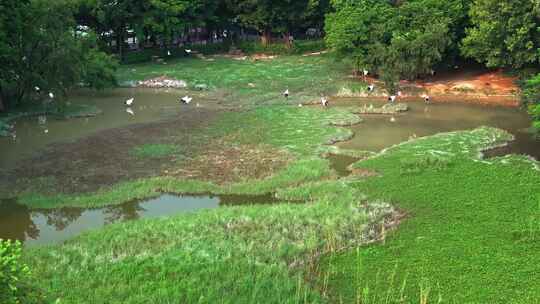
[116,27,124,60]
[260,30,271,46]
[283,32,293,49]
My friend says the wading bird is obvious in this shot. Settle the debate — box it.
[388,95,396,103]
[283,89,289,99]
[125,98,134,106]
[321,97,328,107]
[368,84,375,92]
[35,86,40,92]
[390,116,396,123]
[167,50,171,56]
[423,95,430,103]
[180,96,192,104]
[49,92,54,99]
[185,49,192,55]
[126,108,134,115]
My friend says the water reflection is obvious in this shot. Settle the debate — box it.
[0,199,39,241]
[0,193,283,246]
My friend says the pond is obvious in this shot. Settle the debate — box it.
[1,91,539,245]
[0,193,278,246]
[327,99,540,175]
[0,88,216,170]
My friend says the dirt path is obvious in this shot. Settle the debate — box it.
[362,68,520,107]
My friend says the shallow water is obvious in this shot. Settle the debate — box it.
[2,92,539,246]
[335,99,540,159]
[0,88,210,169]
[0,193,277,246]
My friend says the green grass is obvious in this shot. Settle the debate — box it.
[25,181,394,303]
[319,127,540,303]
[116,54,363,106]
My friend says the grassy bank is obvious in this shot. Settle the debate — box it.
[22,126,537,303]
[319,127,540,303]
[12,106,360,209]
[25,182,395,303]
[116,53,365,106]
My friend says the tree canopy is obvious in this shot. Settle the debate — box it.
[461,0,540,68]
[0,0,117,111]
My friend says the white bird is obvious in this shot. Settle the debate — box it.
[44,129,49,134]
[363,69,369,76]
[185,49,192,54]
[298,104,303,107]
[321,97,328,107]
[423,95,430,103]
[49,92,54,99]
[167,50,171,56]
[38,115,47,125]
[125,98,134,106]
[283,89,289,98]
[397,91,402,97]
[126,108,134,115]
[388,95,396,103]
[180,96,192,104]
[35,86,40,92]
[390,116,396,123]
[367,84,375,92]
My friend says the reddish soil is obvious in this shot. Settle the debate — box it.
[365,68,521,107]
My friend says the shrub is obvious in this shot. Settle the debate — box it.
[0,239,31,304]
[400,156,451,175]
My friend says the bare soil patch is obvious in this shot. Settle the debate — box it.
[168,141,293,184]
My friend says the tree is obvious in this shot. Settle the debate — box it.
[0,0,117,111]
[325,0,460,90]
[461,0,540,68]
[231,0,314,46]
[521,71,540,131]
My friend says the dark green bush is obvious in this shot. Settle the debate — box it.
[400,156,451,175]
[0,239,31,304]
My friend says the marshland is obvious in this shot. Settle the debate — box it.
[1,0,540,303]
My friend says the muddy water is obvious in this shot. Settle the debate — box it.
[0,88,212,170]
[335,99,540,160]
[0,193,278,246]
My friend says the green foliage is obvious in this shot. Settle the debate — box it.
[325,0,463,90]
[461,0,539,68]
[0,0,117,110]
[0,239,31,304]
[232,0,328,42]
[399,155,451,175]
[321,127,540,303]
[521,73,540,130]
[24,189,393,303]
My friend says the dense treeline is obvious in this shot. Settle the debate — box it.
[2,0,540,127]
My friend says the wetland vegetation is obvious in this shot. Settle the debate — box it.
[1,0,540,303]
